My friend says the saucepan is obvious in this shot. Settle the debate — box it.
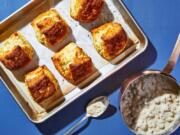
[120,34,180,135]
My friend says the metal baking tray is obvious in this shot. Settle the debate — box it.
[0,0,148,123]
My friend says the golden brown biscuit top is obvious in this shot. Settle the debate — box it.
[26,74,56,103]
[40,21,67,45]
[91,22,128,60]
[78,0,104,22]
[36,17,57,32]
[33,9,61,31]
[0,32,34,69]
[33,9,69,46]
[102,27,127,56]
[55,43,91,71]
[69,59,92,82]
[52,43,93,84]
[0,32,33,55]
[1,46,30,70]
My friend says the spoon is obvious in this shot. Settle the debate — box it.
[64,96,109,135]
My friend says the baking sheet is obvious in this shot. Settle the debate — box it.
[0,0,148,123]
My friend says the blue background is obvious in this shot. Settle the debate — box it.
[0,0,180,135]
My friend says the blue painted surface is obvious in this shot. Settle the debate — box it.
[0,0,29,22]
[0,0,180,135]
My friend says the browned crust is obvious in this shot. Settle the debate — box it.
[69,59,93,84]
[71,0,104,23]
[40,21,68,45]
[91,22,128,60]
[1,46,30,70]
[32,8,69,46]
[52,43,93,85]
[102,28,127,57]
[51,57,65,79]
[53,57,93,85]
[27,75,56,103]
[25,65,63,104]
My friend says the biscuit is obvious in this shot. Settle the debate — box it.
[70,0,104,23]
[32,8,69,46]
[25,65,63,109]
[52,42,93,85]
[0,32,34,70]
[91,22,128,60]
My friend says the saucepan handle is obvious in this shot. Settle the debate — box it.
[162,34,180,74]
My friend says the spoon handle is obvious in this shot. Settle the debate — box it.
[64,114,89,135]
[162,34,180,74]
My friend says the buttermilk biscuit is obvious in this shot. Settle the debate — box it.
[32,9,69,46]
[25,65,63,110]
[52,42,93,85]
[70,0,104,23]
[0,32,34,70]
[91,22,128,60]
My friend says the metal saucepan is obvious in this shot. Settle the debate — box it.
[120,34,180,135]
